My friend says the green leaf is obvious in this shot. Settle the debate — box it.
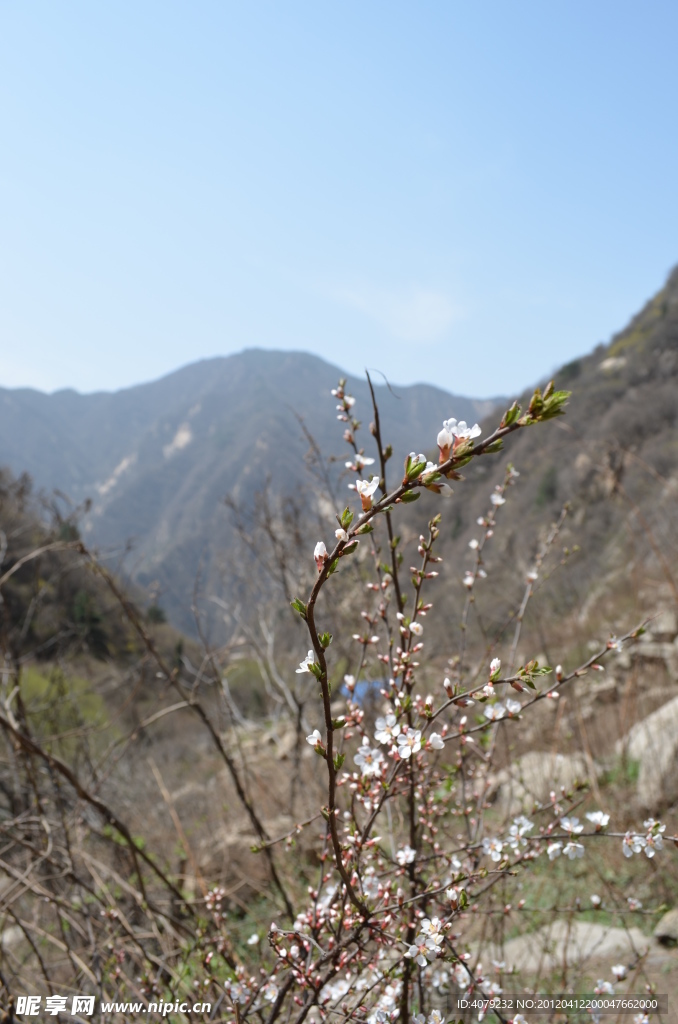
[327,558,340,576]
[539,389,571,420]
[290,597,307,619]
[356,522,374,535]
[383,444,393,461]
[319,632,333,648]
[501,401,521,427]
[332,717,346,729]
[453,438,474,458]
[340,507,354,529]
[407,462,427,481]
[309,662,323,680]
[484,438,504,454]
[333,752,345,770]
[343,540,359,555]
[400,490,421,503]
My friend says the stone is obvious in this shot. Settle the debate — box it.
[618,695,678,810]
[654,908,678,946]
[1,926,23,950]
[489,920,649,974]
[649,609,677,641]
[632,641,678,680]
[492,751,596,815]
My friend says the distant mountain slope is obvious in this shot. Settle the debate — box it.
[0,350,498,631]
[434,266,678,658]
[3,258,677,646]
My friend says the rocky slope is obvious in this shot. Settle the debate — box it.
[0,350,497,631]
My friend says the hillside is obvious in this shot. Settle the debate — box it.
[0,351,497,632]
[432,265,678,665]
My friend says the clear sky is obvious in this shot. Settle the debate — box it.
[1,2,677,397]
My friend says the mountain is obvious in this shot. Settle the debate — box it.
[0,350,499,632]
[433,266,678,663]
[3,258,677,647]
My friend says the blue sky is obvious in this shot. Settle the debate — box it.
[1,2,677,397]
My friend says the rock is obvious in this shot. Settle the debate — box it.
[618,695,678,809]
[1,926,23,950]
[632,641,678,680]
[492,751,596,815]
[649,609,677,642]
[488,920,649,973]
[654,908,678,947]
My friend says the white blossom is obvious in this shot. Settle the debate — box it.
[374,714,401,745]
[345,454,375,471]
[561,816,584,834]
[507,816,534,850]
[590,894,602,907]
[437,420,457,461]
[429,732,445,750]
[409,620,423,636]
[563,841,585,859]
[627,896,643,911]
[586,811,610,830]
[452,963,471,989]
[420,916,444,942]
[622,832,646,858]
[611,963,627,980]
[455,420,481,441]
[484,703,506,721]
[547,841,562,860]
[397,730,422,758]
[505,698,521,715]
[482,836,503,862]
[297,650,316,674]
[405,935,438,967]
[263,982,279,1002]
[644,831,663,857]
[354,739,384,777]
[396,844,416,866]
[362,869,380,899]
[644,818,666,857]
[463,571,475,588]
[469,538,479,549]
[490,492,506,506]
[247,933,260,945]
[306,729,322,747]
[355,476,380,510]
[595,980,615,995]
[335,528,349,542]
[490,657,501,675]
[314,541,328,571]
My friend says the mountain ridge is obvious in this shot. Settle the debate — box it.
[0,348,501,631]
